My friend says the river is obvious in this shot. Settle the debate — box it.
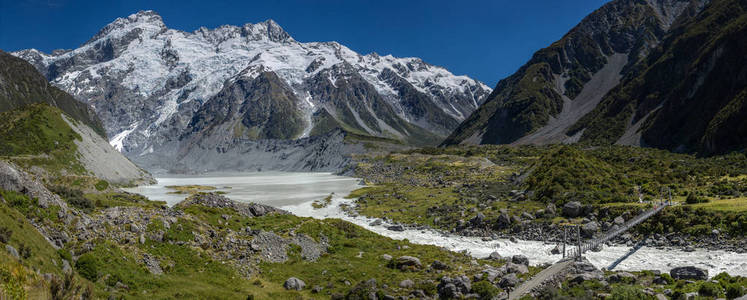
[124,173,747,277]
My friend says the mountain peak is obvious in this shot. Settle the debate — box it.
[89,10,166,42]
[241,19,293,42]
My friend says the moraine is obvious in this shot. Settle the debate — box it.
[126,173,747,278]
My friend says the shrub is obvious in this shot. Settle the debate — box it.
[94,180,109,191]
[472,280,501,299]
[685,192,707,204]
[49,186,92,211]
[609,285,647,300]
[0,226,12,243]
[726,282,744,299]
[659,273,674,285]
[75,254,99,281]
[18,244,31,259]
[698,281,721,297]
[57,248,72,261]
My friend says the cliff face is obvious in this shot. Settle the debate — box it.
[442,0,746,156]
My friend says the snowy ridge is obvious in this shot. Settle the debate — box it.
[13,10,490,155]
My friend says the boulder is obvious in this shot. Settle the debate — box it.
[369,219,382,226]
[431,260,449,270]
[496,213,511,228]
[470,212,486,226]
[387,224,405,232]
[381,254,393,261]
[395,256,422,271]
[399,279,414,288]
[670,266,708,280]
[283,277,306,290]
[511,255,529,266]
[563,201,583,218]
[614,216,625,225]
[487,251,502,260]
[5,245,18,259]
[499,273,520,288]
[437,276,471,298]
[607,272,636,283]
[581,222,599,238]
[505,262,529,274]
[283,277,306,291]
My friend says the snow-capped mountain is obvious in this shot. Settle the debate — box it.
[14,10,490,163]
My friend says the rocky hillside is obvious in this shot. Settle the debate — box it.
[443,0,745,155]
[13,10,490,172]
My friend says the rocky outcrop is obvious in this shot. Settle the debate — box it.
[177,193,287,218]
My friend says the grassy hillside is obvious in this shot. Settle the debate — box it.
[0,103,86,175]
[0,50,105,137]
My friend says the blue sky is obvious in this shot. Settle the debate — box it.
[0,0,608,86]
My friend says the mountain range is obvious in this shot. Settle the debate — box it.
[12,11,490,172]
[444,0,746,155]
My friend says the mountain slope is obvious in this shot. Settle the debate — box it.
[443,0,711,147]
[0,52,151,184]
[13,11,490,169]
[569,0,747,154]
[0,50,105,137]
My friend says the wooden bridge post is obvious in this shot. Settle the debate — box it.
[576,225,581,260]
[562,226,566,259]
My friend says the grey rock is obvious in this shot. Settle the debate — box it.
[499,273,520,288]
[670,266,708,280]
[431,260,449,270]
[399,279,414,288]
[395,256,422,271]
[284,277,306,290]
[511,254,529,266]
[614,216,625,225]
[387,224,405,232]
[5,245,19,259]
[563,201,583,217]
[487,251,502,260]
[369,219,382,226]
[505,262,529,274]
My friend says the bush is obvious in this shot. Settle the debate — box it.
[609,285,647,300]
[698,281,721,297]
[57,248,72,261]
[0,226,12,243]
[49,186,93,211]
[685,192,707,204]
[726,282,744,299]
[18,244,31,259]
[472,280,501,299]
[94,180,109,191]
[659,273,674,285]
[75,254,98,281]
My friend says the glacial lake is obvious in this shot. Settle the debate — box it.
[126,173,747,277]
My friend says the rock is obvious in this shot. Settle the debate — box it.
[487,251,502,260]
[499,273,520,288]
[511,254,529,266]
[496,213,511,228]
[509,237,517,243]
[284,277,306,290]
[656,294,667,300]
[653,276,669,285]
[711,229,719,236]
[5,245,19,259]
[582,222,599,238]
[470,212,486,226]
[139,234,146,244]
[608,272,636,283]
[381,254,393,261]
[142,254,163,275]
[670,266,708,280]
[369,219,382,226]
[684,292,698,299]
[395,256,422,271]
[505,262,529,274]
[546,203,557,216]
[62,259,72,274]
[521,212,535,220]
[551,245,561,254]
[479,267,504,283]
[311,285,323,293]
[570,273,601,285]
[399,279,414,288]
[387,225,405,232]
[438,276,471,298]
[614,216,625,225]
[431,260,449,270]
[563,201,583,217]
